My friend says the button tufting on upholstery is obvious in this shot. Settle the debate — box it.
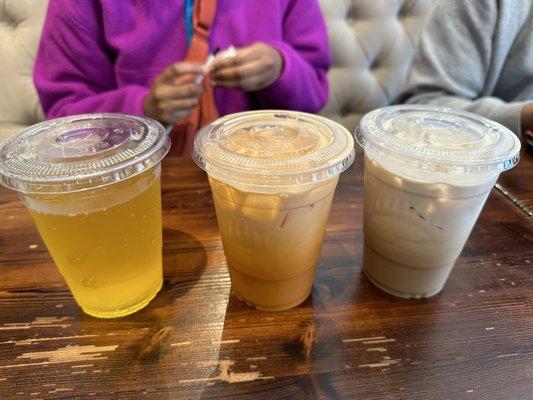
[319,0,432,131]
[0,0,48,140]
[370,53,383,70]
[399,0,415,18]
[2,3,19,27]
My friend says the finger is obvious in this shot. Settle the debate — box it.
[157,62,204,84]
[159,97,200,112]
[213,72,269,92]
[152,83,203,102]
[210,46,258,73]
[170,73,204,86]
[155,65,180,84]
[173,62,205,76]
[211,59,264,82]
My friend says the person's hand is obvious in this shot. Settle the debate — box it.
[143,62,205,124]
[521,103,533,134]
[209,43,283,92]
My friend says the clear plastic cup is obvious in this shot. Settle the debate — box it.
[193,111,355,311]
[356,105,521,298]
[0,114,170,317]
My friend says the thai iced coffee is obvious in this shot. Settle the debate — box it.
[357,106,521,298]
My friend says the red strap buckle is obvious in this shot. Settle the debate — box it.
[195,19,210,37]
[193,0,216,37]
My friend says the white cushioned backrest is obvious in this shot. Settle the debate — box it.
[319,0,432,132]
[0,1,431,140]
[0,0,48,140]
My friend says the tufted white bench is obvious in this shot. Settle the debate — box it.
[0,0,47,141]
[0,0,431,141]
[319,0,432,131]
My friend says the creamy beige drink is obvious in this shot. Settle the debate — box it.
[193,111,354,311]
[357,106,521,298]
[363,156,497,297]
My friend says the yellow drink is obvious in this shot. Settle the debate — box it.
[24,167,163,318]
[0,114,170,318]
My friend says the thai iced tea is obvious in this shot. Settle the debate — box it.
[210,176,339,311]
[193,111,355,311]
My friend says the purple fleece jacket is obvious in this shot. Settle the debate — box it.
[34,1,331,119]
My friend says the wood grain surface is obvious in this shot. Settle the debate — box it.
[497,150,533,215]
[0,156,531,400]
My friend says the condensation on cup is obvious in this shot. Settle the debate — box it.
[356,105,521,298]
[193,110,355,311]
[0,114,170,317]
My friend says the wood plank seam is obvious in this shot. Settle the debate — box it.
[495,183,532,217]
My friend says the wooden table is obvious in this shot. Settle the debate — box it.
[0,155,531,400]
[497,149,533,215]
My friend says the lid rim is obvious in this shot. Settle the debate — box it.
[357,105,521,175]
[0,142,171,193]
[193,110,356,187]
[0,113,170,194]
[195,144,355,175]
[356,130,520,168]
[193,149,355,178]
[1,135,168,184]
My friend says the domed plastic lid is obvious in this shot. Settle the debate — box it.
[357,105,521,175]
[193,110,355,187]
[0,114,170,194]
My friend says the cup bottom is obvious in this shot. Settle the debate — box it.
[233,286,313,312]
[80,278,163,318]
[228,265,315,311]
[362,242,450,299]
